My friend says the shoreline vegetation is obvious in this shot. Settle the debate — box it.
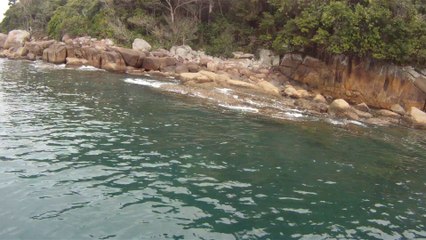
[0,0,425,129]
[0,29,425,130]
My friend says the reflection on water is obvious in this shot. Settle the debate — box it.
[0,59,425,239]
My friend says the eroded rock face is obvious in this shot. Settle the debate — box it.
[4,30,30,49]
[25,40,55,56]
[143,57,176,71]
[114,47,145,68]
[101,51,126,72]
[42,43,67,64]
[278,54,426,111]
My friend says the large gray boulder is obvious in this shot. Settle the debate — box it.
[259,49,280,67]
[132,38,151,52]
[4,30,31,49]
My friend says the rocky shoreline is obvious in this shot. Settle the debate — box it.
[1,29,425,129]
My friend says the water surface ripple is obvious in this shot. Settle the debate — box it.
[0,59,425,239]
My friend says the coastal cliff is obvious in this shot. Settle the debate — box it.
[279,54,426,111]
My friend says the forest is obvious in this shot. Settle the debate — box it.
[2,0,426,66]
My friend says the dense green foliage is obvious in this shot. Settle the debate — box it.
[1,0,425,65]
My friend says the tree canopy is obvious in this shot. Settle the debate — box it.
[1,0,425,66]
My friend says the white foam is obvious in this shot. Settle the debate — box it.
[78,65,104,71]
[124,78,172,89]
[219,104,259,113]
[285,112,305,118]
[347,120,367,127]
[327,119,345,126]
[282,208,312,214]
[33,61,66,70]
[215,88,233,95]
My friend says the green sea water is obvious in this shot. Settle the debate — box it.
[0,59,425,239]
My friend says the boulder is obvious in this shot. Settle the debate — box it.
[42,43,67,64]
[353,109,373,119]
[297,89,310,98]
[259,49,280,67]
[329,99,351,113]
[4,30,30,49]
[232,51,255,59]
[187,63,200,73]
[283,86,301,99]
[313,94,327,103]
[180,72,212,83]
[295,99,328,113]
[199,56,211,66]
[142,57,176,71]
[175,64,189,74]
[132,38,151,52]
[377,109,400,118]
[66,57,88,66]
[27,53,36,61]
[15,47,28,57]
[25,40,55,56]
[170,45,194,60]
[82,47,102,68]
[206,61,219,72]
[354,102,370,112]
[390,104,405,115]
[257,80,280,95]
[151,49,170,57]
[408,107,426,128]
[113,47,145,68]
[0,33,8,48]
[101,51,126,72]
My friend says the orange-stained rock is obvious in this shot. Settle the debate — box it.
[279,54,426,111]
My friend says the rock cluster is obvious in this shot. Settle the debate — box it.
[1,29,425,129]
